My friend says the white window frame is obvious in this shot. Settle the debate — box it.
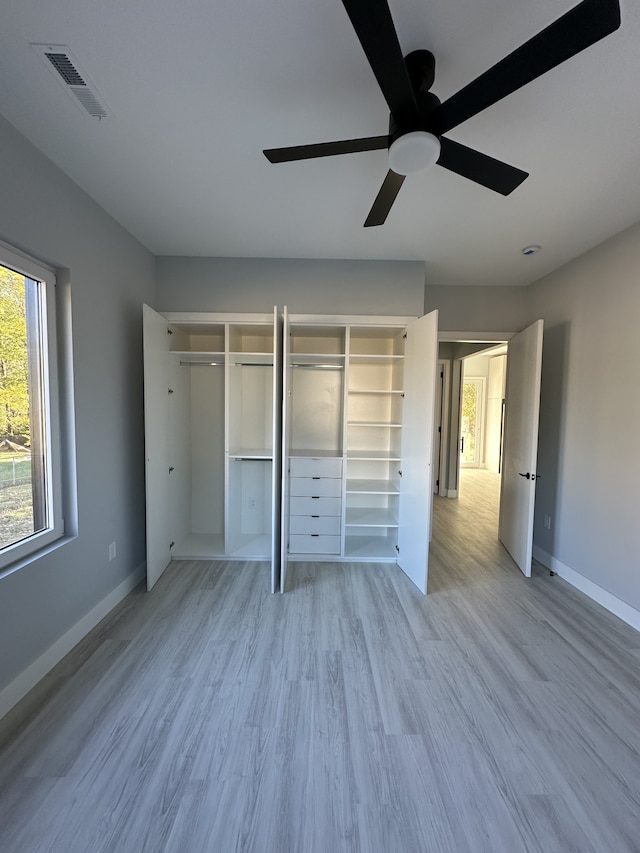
[0,241,64,570]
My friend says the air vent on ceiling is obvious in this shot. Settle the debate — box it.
[31,43,110,119]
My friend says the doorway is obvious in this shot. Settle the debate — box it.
[432,339,509,543]
[431,321,544,581]
[460,376,485,468]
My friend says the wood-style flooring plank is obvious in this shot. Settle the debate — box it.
[1,469,639,852]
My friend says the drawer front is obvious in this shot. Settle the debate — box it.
[289,515,341,535]
[289,496,342,516]
[290,477,342,498]
[289,534,341,555]
[290,457,343,479]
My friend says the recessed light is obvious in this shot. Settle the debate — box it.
[521,245,541,256]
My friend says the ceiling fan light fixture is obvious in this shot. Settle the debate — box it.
[388,130,441,176]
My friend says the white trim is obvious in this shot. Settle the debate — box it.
[0,562,145,722]
[438,331,515,343]
[0,244,64,570]
[533,546,640,632]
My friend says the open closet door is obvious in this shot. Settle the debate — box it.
[142,305,172,591]
[279,306,291,593]
[271,307,283,593]
[397,310,438,594]
[499,319,544,577]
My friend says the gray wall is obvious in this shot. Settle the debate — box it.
[0,115,155,692]
[426,284,528,332]
[528,222,640,610]
[156,256,425,316]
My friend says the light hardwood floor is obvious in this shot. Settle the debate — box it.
[1,470,639,852]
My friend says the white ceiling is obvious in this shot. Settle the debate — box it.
[1,0,638,287]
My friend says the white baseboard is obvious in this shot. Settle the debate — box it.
[0,562,145,722]
[446,489,458,498]
[533,546,640,633]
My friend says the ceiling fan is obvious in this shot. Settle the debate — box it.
[263,0,621,226]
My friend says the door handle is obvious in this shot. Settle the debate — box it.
[518,472,531,479]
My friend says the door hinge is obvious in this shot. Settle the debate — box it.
[169,466,174,473]
[395,545,400,553]
[168,388,174,394]
[398,469,402,477]
[169,541,175,549]
[436,478,439,488]
[438,426,441,433]
[402,332,407,339]
[167,328,173,335]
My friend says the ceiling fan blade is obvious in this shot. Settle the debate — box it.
[341,0,419,129]
[364,170,405,227]
[434,0,621,135]
[264,136,388,163]
[438,137,528,195]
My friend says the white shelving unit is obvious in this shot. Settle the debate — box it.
[280,311,439,594]
[345,326,405,561]
[144,305,438,596]
[143,306,282,592]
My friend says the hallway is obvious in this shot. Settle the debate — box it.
[429,467,514,592]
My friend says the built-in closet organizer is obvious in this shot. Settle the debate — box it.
[143,305,282,593]
[280,309,439,595]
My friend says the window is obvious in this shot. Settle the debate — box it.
[0,243,63,569]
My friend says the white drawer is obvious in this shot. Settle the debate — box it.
[289,515,341,535]
[289,496,342,516]
[290,457,342,479]
[290,477,342,498]
[289,534,341,555]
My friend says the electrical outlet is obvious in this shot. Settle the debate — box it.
[544,515,551,531]
[108,541,116,561]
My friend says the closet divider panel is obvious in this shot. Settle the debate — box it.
[271,307,283,592]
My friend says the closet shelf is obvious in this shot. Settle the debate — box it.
[344,534,399,560]
[230,352,274,365]
[345,507,399,527]
[172,350,225,364]
[346,478,400,494]
[348,421,402,428]
[348,354,404,365]
[228,448,273,460]
[346,450,401,460]
[348,388,403,395]
[290,353,345,367]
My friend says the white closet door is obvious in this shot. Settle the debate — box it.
[271,307,283,593]
[280,306,291,592]
[499,319,544,577]
[143,305,173,591]
[397,310,438,594]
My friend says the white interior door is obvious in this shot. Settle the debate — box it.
[397,310,438,594]
[142,305,172,590]
[279,307,291,593]
[432,361,444,494]
[499,320,544,577]
[271,307,283,593]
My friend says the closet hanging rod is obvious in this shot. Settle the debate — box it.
[180,360,224,366]
[230,456,271,462]
[291,362,344,370]
[230,361,273,368]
